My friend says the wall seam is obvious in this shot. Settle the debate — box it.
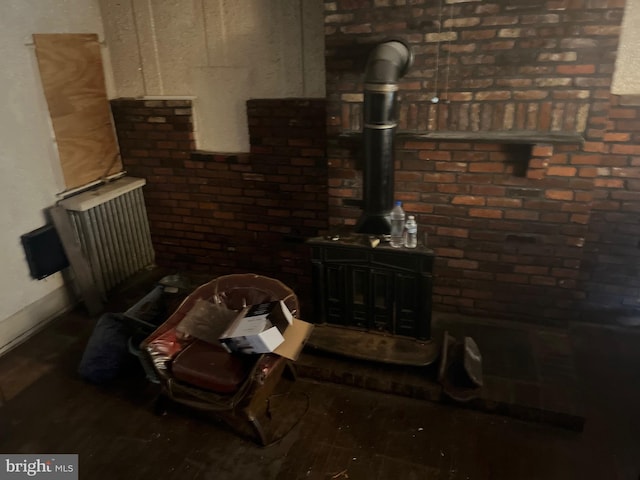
[130,0,148,94]
[144,0,164,94]
[299,0,307,96]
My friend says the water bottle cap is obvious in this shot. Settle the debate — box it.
[408,215,415,220]
[395,201,402,206]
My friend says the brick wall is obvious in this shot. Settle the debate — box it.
[109,0,639,325]
[324,0,638,324]
[110,98,328,311]
[581,95,640,320]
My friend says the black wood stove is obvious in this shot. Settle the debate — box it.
[306,40,439,366]
[307,235,439,366]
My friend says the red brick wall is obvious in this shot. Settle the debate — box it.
[110,98,328,310]
[109,0,639,325]
[581,95,640,320]
[324,0,638,324]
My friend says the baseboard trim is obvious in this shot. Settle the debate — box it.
[0,286,77,357]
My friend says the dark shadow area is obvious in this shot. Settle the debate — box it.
[1,270,639,479]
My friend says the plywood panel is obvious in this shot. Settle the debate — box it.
[33,33,122,190]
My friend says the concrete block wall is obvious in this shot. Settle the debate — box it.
[101,0,325,152]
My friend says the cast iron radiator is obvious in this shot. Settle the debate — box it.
[58,176,155,296]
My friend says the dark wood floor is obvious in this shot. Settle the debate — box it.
[0,293,639,479]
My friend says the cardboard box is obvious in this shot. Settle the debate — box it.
[219,300,312,359]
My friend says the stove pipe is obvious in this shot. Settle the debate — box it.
[355,39,413,235]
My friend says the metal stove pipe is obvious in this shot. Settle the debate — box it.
[355,39,413,235]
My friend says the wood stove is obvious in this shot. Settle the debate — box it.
[307,235,439,366]
[303,41,440,366]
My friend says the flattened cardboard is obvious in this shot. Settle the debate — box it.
[273,318,314,361]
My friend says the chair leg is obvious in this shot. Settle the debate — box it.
[248,415,269,446]
[153,394,169,416]
[284,361,298,382]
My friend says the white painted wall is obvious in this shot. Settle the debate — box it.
[613,0,640,95]
[0,0,323,354]
[100,0,326,152]
[0,0,114,353]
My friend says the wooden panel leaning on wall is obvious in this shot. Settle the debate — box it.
[33,33,122,191]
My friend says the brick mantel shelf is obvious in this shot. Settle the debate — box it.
[341,130,584,145]
[339,130,584,180]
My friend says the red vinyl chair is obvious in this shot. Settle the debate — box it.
[140,273,305,445]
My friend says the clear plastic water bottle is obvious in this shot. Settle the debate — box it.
[390,201,405,248]
[404,215,418,248]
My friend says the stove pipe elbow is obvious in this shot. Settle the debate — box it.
[364,40,414,85]
[355,40,413,235]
